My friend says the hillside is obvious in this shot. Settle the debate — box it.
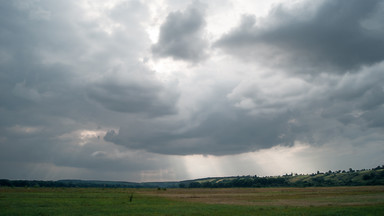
[180,165,384,188]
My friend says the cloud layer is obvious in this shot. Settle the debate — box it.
[1,0,383,181]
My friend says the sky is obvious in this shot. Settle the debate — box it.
[0,0,383,182]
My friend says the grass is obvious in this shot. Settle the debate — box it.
[1,186,384,215]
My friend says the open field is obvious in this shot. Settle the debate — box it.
[142,186,384,206]
[1,186,384,215]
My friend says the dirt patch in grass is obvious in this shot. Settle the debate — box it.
[139,186,384,207]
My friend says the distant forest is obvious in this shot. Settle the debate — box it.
[1,165,383,188]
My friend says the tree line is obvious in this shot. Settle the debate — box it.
[0,179,142,188]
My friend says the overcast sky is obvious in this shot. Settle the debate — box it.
[1,0,384,182]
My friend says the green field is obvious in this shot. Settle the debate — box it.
[1,186,384,215]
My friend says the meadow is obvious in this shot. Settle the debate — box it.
[1,186,384,215]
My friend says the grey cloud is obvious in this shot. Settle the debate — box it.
[104,88,298,155]
[1,0,383,181]
[86,69,177,117]
[215,0,384,73]
[102,58,384,156]
[293,65,384,144]
[0,0,172,123]
[0,133,183,181]
[152,3,208,62]
[324,63,384,128]
[0,0,180,180]
[178,111,295,155]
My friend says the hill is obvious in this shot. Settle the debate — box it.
[180,165,384,188]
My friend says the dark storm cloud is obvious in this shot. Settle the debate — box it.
[215,0,384,73]
[104,87,297,155]
[152,2,208,62]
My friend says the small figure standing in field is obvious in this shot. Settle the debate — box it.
[129,193,133,202]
